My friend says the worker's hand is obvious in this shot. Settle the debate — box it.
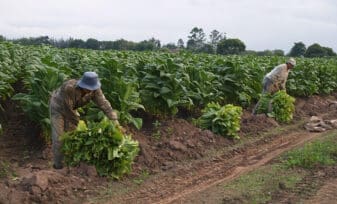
[111,111,118,120]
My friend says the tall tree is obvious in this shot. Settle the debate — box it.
[288,42,306,57]
[217,38,246,55]
[148,37,161,49]
[323,47,336,56]
[162,43,177,50]
[209,30,225,49]
[305,43,336,57]
[85,38,100,49]
[112,39,135,50]
[187,27,206,51]
[177,39,184,48]
[135,38,161,51]
[198,44,215,54]
[273,49,284,56]
[69,38,85,48]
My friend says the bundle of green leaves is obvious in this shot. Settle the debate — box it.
[61,117,139,179]
[256,90,295,123]
[197,102,242,139]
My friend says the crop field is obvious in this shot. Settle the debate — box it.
[1,42,337,203]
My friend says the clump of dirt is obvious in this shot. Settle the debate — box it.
[131,118,234,172]
[132,110,282,172]
[295,95,331,118]
[239,112,279,136]
[0,163,107,204]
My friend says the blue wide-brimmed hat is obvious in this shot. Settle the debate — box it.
[77,71,101,90]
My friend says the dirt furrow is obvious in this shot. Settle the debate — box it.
[108,129,324,204]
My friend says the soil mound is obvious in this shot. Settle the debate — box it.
[1,92,337,203]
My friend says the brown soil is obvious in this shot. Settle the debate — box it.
[305,177,337,204]
[270,165,337,204]
[1,93,337,203]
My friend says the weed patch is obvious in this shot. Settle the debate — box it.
[283,133,337,169]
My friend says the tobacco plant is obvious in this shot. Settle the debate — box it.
[197,102,242,139]
[61,118,139,179]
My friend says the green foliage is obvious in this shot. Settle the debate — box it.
[197,102,242,139]
[255,93,273,114]
[284,138,337,169]
[133,170,150,185]
[256,91,295,123]
[61,118,139,179]
[217,38,246,55]
[0,161,11,178]
[0,35,5,42]
[305,43,336,58]
[152,120,161,140]
[270,91,295,123]
[0,42,23,101]
[213,55,265,106]
[288,42,306,57]
[85,38,100,50]
[287,59,320,96]
[2,41,337,140]
[184,59,221,106]
[99,55,144,129]
[139,57,192,116]
[0,161,16,179]
[12,66,68,139]
[209,29,225,49]
[186,27,206,52]
[135,38,161,51]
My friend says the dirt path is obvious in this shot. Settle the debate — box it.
[305,178,337,204]
[108,127,329,204]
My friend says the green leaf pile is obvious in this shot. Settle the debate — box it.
[61,117,139,179]
[198,102,242,139]
[271,91,295,123]
[256,90,295,123]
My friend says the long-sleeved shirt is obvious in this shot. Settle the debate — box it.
[50,79,116,123]
[265,63,290,93]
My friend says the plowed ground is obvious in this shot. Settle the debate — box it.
[1,93,337,203]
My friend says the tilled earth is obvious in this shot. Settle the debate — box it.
[1,93,337,204]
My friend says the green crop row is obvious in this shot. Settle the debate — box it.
[1,42,337,139]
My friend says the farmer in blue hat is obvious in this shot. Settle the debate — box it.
[49,71,120,169]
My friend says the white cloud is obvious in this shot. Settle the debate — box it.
[0,0,336,52]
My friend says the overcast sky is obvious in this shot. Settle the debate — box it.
[0,0,336,52]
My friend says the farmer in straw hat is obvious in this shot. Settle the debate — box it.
[49,71,120,169]
[252,58,296,115]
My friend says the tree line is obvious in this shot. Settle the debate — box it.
[0,27,335,57]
